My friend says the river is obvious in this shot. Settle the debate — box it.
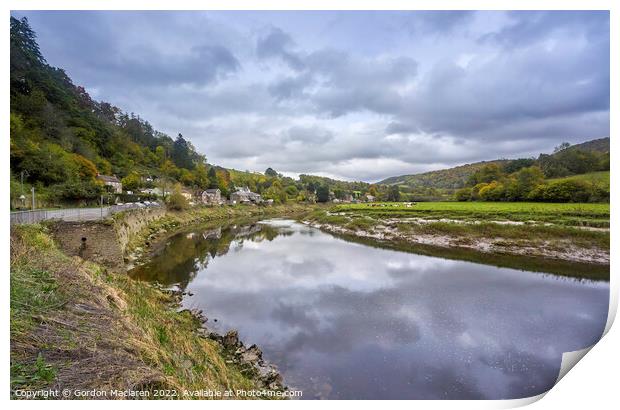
[129,219,609,400]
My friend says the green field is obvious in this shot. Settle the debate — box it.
[548,171,610,189]
[333,201,610,227]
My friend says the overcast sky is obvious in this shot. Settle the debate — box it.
[14,10,609,182]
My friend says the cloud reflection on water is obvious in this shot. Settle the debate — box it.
[130,219,608,399]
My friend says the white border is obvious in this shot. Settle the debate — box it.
[2,1,616,409]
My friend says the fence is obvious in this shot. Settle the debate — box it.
[10,203,161,225]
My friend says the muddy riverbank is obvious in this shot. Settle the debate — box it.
[302,208,609,268]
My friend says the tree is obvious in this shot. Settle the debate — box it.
[121,172,141,191]
[265,167,278,177]
[560,149,599,175]
[316,185,330,203]
[216,170,231,198]
[50,179,104,201]
[71,154,99,180]
[503,158,536,174]
[264,180,287,204]
[554,142,571,153]
[333,188,345,199]
[171,133,194,170]
[155,146,166,166]
[541,180,593,203]
[193,162,209,189]
[537,154,569,178]
[19,143,78,185]
[207,167,218,189]
[478,181,505,201]
[387,185,401,202]
[506,166,545,200]
[10,17,45,66]
[160,159,178,179]
[471,183,489,201]
[285,185,299,198]
[467,164,504,186]
[167,184,189,210]
[179,168,195,186]
[455,187,472,201]
[368,185,378,197]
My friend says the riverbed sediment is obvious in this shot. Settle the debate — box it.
[302,206,610,270]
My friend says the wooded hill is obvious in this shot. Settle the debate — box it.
[379,137,610,199]
[380,160,511,190]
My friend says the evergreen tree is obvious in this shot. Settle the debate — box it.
[171,133,194,170]
[207,167,218,189]
[316,185,330,202]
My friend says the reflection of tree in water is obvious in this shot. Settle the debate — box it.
[129,222,287,290]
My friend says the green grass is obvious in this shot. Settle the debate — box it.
[333,201,609,227]
[11,354,58,388]
[10,225,65,338]
[10,224,275,398]
[548,171,610,189]
[112,274,263,395]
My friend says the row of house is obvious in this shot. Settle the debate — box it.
[202,187,265,205]
[140,185,264,206]
[98,173,379,206]
[331,193,375,203]
[96,173,268,206]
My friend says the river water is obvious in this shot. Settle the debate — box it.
[129,219,609,400]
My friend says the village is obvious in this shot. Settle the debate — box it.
[94,173,378,208]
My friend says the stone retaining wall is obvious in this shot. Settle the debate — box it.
[51,208,166,271]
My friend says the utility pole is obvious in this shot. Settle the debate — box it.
[31,187,35,210]
[20,170,26,196]
[100,195,104,219]
[19,170,29,209]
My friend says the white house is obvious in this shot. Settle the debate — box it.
[230,187,262,204]
[97,174,122,193]
[201,188,223,205]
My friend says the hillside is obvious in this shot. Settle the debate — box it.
[10,17,208,206]
[380,137,610,192]
[548,171,610,190]
[562,137,609,154]
[380,160,510,190]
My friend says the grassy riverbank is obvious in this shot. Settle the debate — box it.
[333,202,610,227]
[10,224,279,399]
[122,203,318,258]
[305,202,610,271]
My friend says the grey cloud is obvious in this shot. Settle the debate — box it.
[256,26,305,70]
[479,11,609,48]
[393,34,609,141]
[271,49,418,117]
[268,73,313,100]
[284,126,333,145]
[117,44,240,86]
[17,11,610,182]
[20,11,243,90]
[403,10,476,34]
